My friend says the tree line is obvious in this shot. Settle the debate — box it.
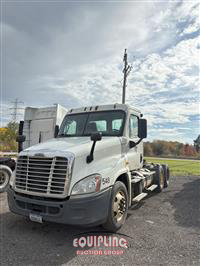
[144,139,200,158]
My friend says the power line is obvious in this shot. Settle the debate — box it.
[9,98,24,122]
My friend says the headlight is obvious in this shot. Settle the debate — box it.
[9,170,16,188]
[71,174,101,195]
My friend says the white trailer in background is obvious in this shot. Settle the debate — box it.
[1,104,67,192]
[23,104,67,149]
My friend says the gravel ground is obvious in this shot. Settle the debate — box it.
[0,175,200,266]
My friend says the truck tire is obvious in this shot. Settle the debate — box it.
[162,164,170,188]
[102,181,128,232]
[0,165,12,193]
[154,164,164,193]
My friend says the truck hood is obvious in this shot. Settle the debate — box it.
[18,136,124,197]
[22,137,121,158]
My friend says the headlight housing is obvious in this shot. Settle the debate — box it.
[71,174,101,195]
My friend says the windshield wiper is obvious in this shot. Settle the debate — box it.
[57,133,79,137]
[57,133,67,137]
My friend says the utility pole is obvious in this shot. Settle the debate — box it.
[10,98,24,122]
[122,49,132,104]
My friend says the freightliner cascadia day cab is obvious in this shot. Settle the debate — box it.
[8,104,169,232]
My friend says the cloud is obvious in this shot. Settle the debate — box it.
[1,1,199,143]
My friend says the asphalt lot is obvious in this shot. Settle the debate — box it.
[1,175,200,266]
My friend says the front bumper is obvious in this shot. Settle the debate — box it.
[7,186,112,226]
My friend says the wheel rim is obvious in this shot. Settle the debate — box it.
[113,190,126,222]
[0,171,9,190]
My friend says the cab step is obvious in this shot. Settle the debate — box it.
[132,192,148,203]
[146,184,158,192]
[131,178,142,184]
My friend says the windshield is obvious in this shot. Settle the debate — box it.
[58,111,125,137]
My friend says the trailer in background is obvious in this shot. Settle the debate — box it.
[0,104,68,192]
[22,104,67,150]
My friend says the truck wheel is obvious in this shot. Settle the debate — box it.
[102,181,128,232]
[154,165,164,193]
[0,165,12,193]
[162,164,170,188]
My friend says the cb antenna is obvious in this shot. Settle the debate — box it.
[122,49,132,104]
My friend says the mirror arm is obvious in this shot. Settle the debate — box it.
[135,138,143,146]
[131,138,143,148]
[86,141,97,163]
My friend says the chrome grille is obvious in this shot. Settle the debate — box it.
[15,156,69,196]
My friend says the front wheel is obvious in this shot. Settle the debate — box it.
[102,181,128,232]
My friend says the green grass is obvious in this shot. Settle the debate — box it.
[145,157,200,176]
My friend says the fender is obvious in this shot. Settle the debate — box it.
[114,167,132,207]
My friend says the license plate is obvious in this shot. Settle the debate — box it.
[29,213,43,223]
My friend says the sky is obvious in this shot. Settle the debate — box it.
[0,0,199,143]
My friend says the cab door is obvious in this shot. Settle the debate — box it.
[126,114,141,170]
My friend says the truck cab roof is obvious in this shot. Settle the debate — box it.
[67,103,142,117]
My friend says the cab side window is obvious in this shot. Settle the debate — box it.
[129,115,138,139]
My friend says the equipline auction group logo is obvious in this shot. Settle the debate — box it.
[73,235,127,255]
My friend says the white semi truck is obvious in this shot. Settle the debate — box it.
[8,103,169,232]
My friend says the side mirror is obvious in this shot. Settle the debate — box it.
[54,125,59,138]
[138,119,147,139]
[91,132,102,142]
[17,121,25,152]
[16,135,26,143]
